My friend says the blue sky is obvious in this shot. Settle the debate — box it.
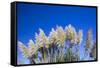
[16,3,97,64]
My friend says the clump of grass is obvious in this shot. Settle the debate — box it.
[18,24,96,64]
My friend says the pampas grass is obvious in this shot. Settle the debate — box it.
[18,24,96,64]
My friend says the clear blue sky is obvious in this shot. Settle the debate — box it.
[16,2,97,64]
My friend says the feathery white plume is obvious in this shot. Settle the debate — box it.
[18,41,29,58]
